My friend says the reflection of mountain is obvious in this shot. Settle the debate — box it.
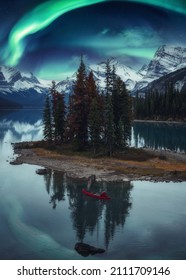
[0,109,43,123]
[133,122,186,153]
[0,95,22,109]
[43,172,133,248]
[0,109,43,143]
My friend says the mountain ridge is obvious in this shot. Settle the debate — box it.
[1,45,186,107]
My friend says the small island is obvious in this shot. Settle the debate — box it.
[12,141,186,182]
[12,58,186,182]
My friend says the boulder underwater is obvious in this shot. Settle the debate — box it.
[75,242,105,257]
[36,168,50,175]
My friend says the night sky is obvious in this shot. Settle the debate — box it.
[1,0,186,80]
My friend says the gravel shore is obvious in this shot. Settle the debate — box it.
[11,142,186,182]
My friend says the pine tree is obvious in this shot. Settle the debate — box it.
[112,76,122,147]
[105,59,113,97]
[113,77,132,147]
[105,94,115,156]
[65,95,75,143]
[122,90,132,145]
[88,97,102,154]
[43,95,52,141]
[54,92,66,142]
[71,56,88,149]
[49,81,66,143]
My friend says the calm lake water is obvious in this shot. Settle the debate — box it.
[0,109,186,260]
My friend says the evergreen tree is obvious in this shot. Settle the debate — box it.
[134,82,186,121]
[105,59,113,97]
[88,97,102,154]
[105,95,115,156]
[65,95,75,143]
[86,70,98,101]
[54,92,66,142]
[121,83,132,145]
[71,56,88,149]
[113,77,132,147]
[43,95,52,141]
[49,81,66,142]
[112,76,122,147]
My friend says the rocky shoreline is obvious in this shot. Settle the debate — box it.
[11,142,186,182]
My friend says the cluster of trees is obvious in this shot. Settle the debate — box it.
[134,84,186,120]
[43,57,132,155]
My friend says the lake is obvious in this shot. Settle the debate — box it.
[0,109,186,260]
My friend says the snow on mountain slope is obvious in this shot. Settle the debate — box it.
[91,59,142,91]
[56,74,76,94]
[1,44,186,107]
[140,67,186,94]
[0,65,49,106]
[134,45,186,92]
[56,59,142,95]
[0,65,48,94]
[0,65,21,84]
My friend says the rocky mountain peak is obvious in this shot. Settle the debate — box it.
[133,45,186,92]
[147,45,186,77]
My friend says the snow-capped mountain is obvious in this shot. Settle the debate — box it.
[0,65,48,107]
[56,46,186,96]
[91,59,143,91]
[1,45,186,108]
[134,45,186,92]
[56,58,142,95]
[56,73,76,94]
[140,67,186,94]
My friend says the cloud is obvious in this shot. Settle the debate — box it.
[37,56,83,80]
[4,0,186,67]
[76,26,163,60]
[99,28,110,36]
[119,27,162,48]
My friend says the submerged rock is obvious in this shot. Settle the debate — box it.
[75,242,105,257]
[9,160,22,165]
[36,168,50,175]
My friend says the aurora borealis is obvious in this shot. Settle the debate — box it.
[1,0,186,80]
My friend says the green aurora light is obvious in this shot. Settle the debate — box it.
[3,0,186,66]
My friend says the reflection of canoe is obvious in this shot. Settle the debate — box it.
[82,188,111,200]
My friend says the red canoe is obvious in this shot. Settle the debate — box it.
[82,188,111,200]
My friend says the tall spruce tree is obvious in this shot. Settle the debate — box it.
[119,78,132,145]
[49,81,66,142]
[43,95,52,141]
[105,94,115,156]
[112,75,122,147]
[88,97,102,154]
[71,56,88,149]
[54,92,66,142]
[65,95,75,143]
[105,59,113,97]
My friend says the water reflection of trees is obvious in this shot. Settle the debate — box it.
[43,171,133,248]
[103,181,132,248]
[133,122,186,152]
[43,170,65,209]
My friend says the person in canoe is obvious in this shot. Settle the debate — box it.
[100,191,107,198]
[83,175,111,200]
[87,175,96,190]
[82,188,110,200]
